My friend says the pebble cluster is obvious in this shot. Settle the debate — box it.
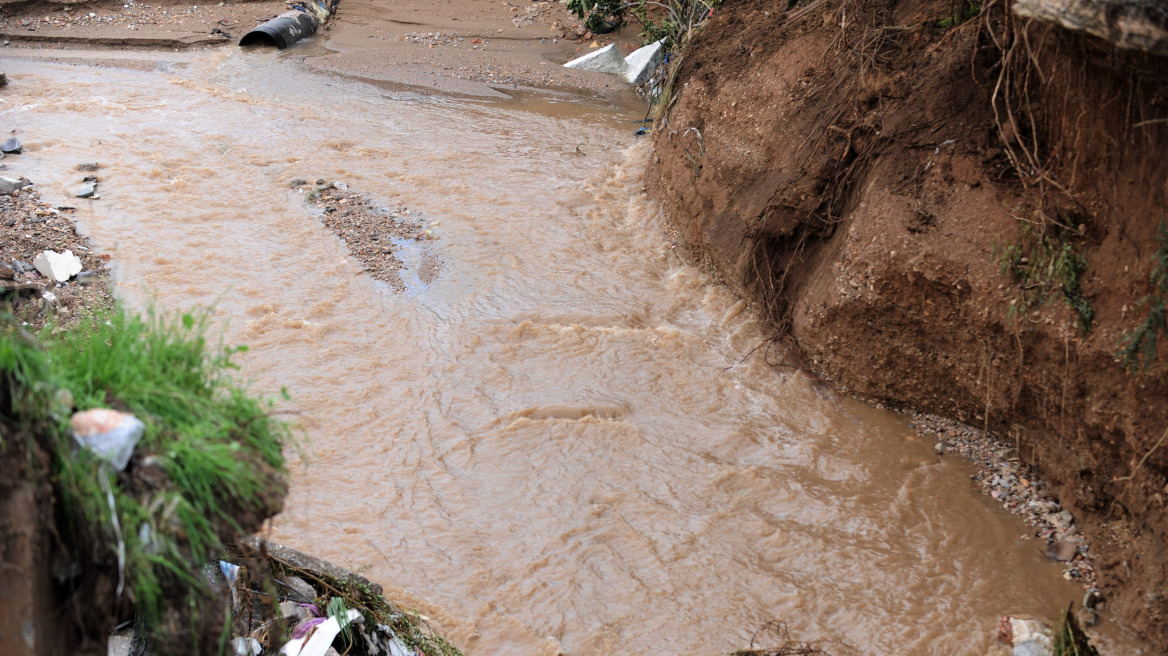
[1,1,218,33]
[400,31,466,48]
[297,180,440,292]
[905,409,1101,597]
[0,172,112,330]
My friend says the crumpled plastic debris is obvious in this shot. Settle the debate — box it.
[70,408,145,471]
[281,609,362,656]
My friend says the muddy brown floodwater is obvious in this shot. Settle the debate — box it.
[0,42,1149,656]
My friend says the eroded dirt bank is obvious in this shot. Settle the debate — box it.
[647,0,1168,645]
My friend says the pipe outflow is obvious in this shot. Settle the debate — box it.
[240,1,333,48]
[239,10,319,48]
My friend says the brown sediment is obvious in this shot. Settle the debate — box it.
[304,182,441,292]
[647,0,1168,645]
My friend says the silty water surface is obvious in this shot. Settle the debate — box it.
[1,43,1136,656]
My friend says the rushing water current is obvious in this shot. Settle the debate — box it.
[2,46,1141,656]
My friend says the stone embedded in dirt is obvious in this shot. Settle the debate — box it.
[0,262,13,279]
[76,270,99,285]
[1,137,22,154]
[76,180,97,198]
[33,249,82,282]
[76,162,99,172]
[1046,539,1079,562]
[289,178,307,188]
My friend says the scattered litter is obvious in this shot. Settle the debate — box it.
[69,408,145,471]
[33,249,83,282]
[562,40,666,86]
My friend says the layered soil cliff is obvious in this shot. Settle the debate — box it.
[647,0,1168,645]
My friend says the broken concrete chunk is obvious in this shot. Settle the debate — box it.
[563,43,628,76]
[70,408,145,471]
[1,137,22,154]
[0,175,31,194]
[624,39,665,85]
[33,249,82,282]
[232,637,262,656]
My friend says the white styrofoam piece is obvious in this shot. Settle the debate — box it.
[33,249,83,282]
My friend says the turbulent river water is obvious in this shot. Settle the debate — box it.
[2,45,1142,656]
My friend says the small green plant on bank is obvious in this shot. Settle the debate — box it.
[0,307,289,640]
[1117,221,1168,373]
[937,0,981,28]
[996,222,1093,335]
[1052,605,1100,656]
[567,0,722,49]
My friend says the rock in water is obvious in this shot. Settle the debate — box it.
[76,181,97,198]
[1,137,22,154]
[0,175,30,194]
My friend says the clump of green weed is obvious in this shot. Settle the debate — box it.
[996,222,1093,335]
[938,1,981,28]
[1117,221,1168,373]
[1052,605,1099,656]
[567,0,722,50]
[1,305,290,650]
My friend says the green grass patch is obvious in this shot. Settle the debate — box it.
[996,222,1093,335]
[1,304,289,639]
[1117,221,1168,374]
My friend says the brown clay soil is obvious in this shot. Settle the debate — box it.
[647,0,1168,647]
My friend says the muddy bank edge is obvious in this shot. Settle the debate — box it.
[646,0,1168,646]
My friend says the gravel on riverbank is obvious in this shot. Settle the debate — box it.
[903,408,1102,610]
[1,180,113,332]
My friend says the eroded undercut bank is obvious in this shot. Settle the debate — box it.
[647,0,1168,646]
